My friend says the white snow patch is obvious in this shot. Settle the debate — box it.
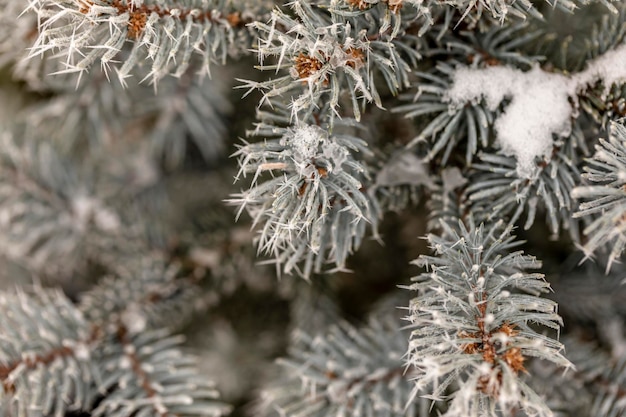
[574,43,626,90]
[447,66,573,178]
[446,42,626,178]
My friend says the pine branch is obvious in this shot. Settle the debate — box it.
[23,66,231,165]
[588,349,626,417]
[28,0,262,84]
[0,280,231,417]
[79,257,203,333]
[94,327,231,417]
[553,2,626,74]
[333,0,612,29]
[137,69,232,168]
[79,255,232,417]
[393,22,544,165]
[329,0,435,38]
[394,61,495,165]
[0,288,98,417]
[572,120,626,270]
[581,82,626,129]
[0,0,38,70]
[406,218,571,417]
[522,339,594,416]
[228,106,380,278]
[574,5,626,127]
[407,38,626,179]
[520,331,626,416]
[3,2,626,417]
[258,315,426,417]
[25,70,130,152]
[245,0,420,121]
[467,146,582,240]
[0,132,124,278]
[555,336,626,417]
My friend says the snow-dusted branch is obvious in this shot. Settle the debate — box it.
[445,42,626,178]
[229,106,380,278]
[28,0,262,84]
[406,219,571,417]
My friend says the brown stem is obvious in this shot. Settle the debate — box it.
[0,325,102,394]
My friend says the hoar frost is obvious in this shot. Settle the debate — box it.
[283,125,324,177]
[446,43,626,178]
[284,125,348,176]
